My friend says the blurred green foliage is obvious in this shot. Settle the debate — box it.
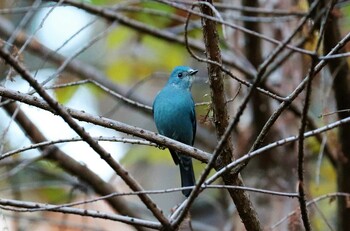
[132,2,176,28]
[122,145,173,165]
[106,29,188,83]
[307,137,337,231]
[54,83,79,104]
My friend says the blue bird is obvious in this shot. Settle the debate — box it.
[153,66,197,197]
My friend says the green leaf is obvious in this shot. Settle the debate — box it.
[53,83,79,104]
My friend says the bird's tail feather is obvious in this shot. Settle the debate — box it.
[179,156,195,197]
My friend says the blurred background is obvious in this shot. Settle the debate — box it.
[0,0,349,230]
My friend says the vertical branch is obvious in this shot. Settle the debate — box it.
[198,1,262,230]
[297,58,317,231]
[296,2,335,229]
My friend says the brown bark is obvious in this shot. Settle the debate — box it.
[199,1,262,230]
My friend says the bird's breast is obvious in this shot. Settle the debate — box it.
[153,88,194,144]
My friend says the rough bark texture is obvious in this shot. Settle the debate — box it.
[323,13,350,231]
[199,1,262,230]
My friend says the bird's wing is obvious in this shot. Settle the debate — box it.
[191,96,196,146]
[170,150,180,165]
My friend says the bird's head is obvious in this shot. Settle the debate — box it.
[167,66,198,90]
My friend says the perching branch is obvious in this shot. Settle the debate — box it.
[0,86,210,163]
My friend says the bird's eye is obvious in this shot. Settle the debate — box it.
[177,72,183,78]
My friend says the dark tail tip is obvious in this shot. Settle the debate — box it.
[182,187,192,197]
[179,159,195,197]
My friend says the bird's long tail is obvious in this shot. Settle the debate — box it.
[179,155,195,197]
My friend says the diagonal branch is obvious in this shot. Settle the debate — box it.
[0,47,170,228]
[1,100,147,231]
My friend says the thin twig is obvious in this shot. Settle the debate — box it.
[112,5,187,23]
[0,136,156,161]
[5,184,298,213]
[319,52,350,60]
[43,0,255,76]
[183,6,286,102]
[0,5,54,14]
[155,0,315,55]
[91,80,152,111]
[45,79,90,89]
[207,115,350,184]
[173,0,307,16]
[312,203,335,231]
[0,184,299,219]
[319,109,350,117]
[0,198,161,230]
[243,30,350,173]
[38,22,117,89]
[271,192,350,230]
[5,0,42,52]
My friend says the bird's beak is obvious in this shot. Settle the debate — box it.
[188,69,198,76]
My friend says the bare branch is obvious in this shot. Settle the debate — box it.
[0,198,161,230]
[1,136,156,161]
[271,193,350,230]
